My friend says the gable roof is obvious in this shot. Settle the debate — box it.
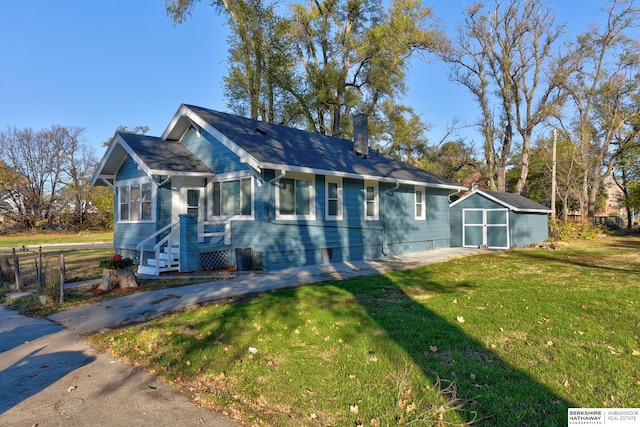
[450,189,552,213]
[162,104,466,191]
[92,132,214,186]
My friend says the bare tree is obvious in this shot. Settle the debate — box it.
[0,125,86,229]
[437,0,566,193]
[560,0,640,219]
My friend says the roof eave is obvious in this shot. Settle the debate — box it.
[260,162,467,190]
[91,134,119,186]
[148,169,215,178]
[449,189,552,212]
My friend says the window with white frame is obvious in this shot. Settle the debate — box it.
[325,177,343,220]
[118,180,153,222]
[211,177,253,218]
[415,187,426,220]
[276,173,315,219]
[364,181,379,220]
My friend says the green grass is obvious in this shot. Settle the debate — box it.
[88,237,639,426]
[0,230,113,247]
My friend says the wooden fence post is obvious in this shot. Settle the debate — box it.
[37,246,43,291]
[12,248,20,291]
[59,254,65,304]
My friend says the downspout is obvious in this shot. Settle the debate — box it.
[381,182,400,256]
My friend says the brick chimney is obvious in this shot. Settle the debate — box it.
[353,113,369,158]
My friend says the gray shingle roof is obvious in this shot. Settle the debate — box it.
[187,105,464,189]
[480,190,552,212]
[119,133,213,175]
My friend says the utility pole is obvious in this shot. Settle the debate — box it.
[551,129,557,218]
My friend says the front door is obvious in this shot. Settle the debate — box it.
[172,185,205,243]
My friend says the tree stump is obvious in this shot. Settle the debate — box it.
[98,266,138,292]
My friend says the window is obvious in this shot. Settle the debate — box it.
[415,187,426,220]
[277,174,315,219]
[364,181,378,220]
[325,177,343,220]
[187,189,200,215]
[118,181,153,222]
[212,178,253,218]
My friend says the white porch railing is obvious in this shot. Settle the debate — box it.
[203,220,232,245]
[136,221,180,276]
[136,220,232,276]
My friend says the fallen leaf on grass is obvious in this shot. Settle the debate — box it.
[429,346,439,353]
[632,350,640,356]
[350,404,359,414]
[456,316,465,323]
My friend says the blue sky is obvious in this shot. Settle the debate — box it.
[0,1,616,156]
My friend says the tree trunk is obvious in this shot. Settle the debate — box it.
[98,266,138,292]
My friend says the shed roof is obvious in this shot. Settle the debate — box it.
[450,189,552,213]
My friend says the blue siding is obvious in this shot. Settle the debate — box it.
[230,175,453,271]
[116,156,146,181]
[510,212,549,247]
[112,142,456,271]
[181,127,248,174]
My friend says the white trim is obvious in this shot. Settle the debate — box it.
[325,176,343,221]
[415,186,426,220]
[364,180,379,221]
[275,171,316,220]
[462,208,510,249]
[450,189,552,213]
[260,162,466,191]
[209,176,255,220]
[116,177,156,223]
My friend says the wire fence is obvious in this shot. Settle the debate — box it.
[0,247,105,299]
[0,248,66,293]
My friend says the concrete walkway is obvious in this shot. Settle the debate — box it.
[0,247,483,426]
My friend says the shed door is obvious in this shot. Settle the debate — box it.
[462,208,509,249]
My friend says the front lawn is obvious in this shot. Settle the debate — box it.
[89,237,640,426]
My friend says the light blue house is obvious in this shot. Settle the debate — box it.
[449,189,552,249]
[92,104,466,274]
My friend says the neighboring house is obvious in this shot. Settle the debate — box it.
[92,104,466,274]
[449,188,552,249]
